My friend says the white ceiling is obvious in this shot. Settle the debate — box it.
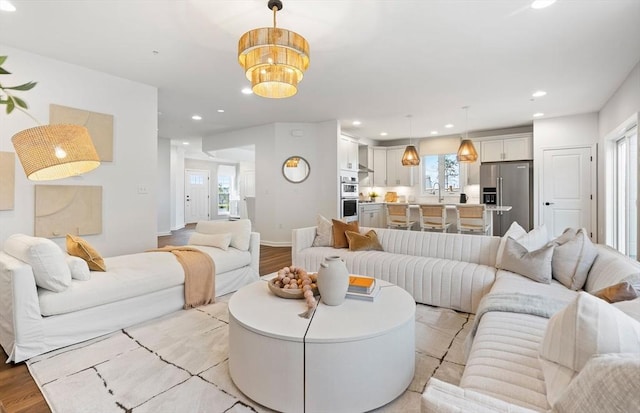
[1,0,639,150]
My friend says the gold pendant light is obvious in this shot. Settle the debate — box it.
[456,106,478,163]
[238,0,310,99]
[402,114,420,166]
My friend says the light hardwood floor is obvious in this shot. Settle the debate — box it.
[0,226,292,413]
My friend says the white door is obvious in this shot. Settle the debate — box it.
[542,147,592,238]
[185,169,210,223]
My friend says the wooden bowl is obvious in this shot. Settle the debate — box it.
[268,277,318,299]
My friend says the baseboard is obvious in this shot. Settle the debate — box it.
[157,231,172,236]
[171,225,185,231]
[261,240,292,247]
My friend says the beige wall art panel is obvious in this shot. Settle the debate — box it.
[0,152,15,211]
[35,185,102,238]
[50,104,114,161]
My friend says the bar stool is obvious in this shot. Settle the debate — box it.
[385,204,415,230]
[419,204,451,233]
[456,204,491,235]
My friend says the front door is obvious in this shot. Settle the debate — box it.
[542,147,593,238]
[185,169,210,224]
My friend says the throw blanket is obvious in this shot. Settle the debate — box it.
[149,246,215,309]
[464,293,568,361]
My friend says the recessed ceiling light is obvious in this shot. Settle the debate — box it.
[183,141,190,145]
[0,0,16,12]
[241,87,253,95]
[217,109,225,113]
[445,124,454,128]
[532,90,547,98]
[352,120,361,126]
[431,131,439,135]
[380,132,388,136]
[531,0,556,9]
[533,112,545,118]
[191,115,202,120]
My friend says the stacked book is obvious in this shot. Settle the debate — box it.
[346,275,380,301]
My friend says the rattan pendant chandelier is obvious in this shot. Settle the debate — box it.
[402,115,420,166]
[238,0,310,98]
[456,106,478,163]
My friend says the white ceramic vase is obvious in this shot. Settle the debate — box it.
[317,256,349,306]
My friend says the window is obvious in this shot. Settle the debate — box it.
[422,154,461,193]
[614,127,637,259]
[217,165,236,215]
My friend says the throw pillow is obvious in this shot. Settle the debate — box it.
[592,274,640,303]
[345,230,383,252]
[311,214,334,247]
[194,219,251,251]
[496,222,549,269]
[331,219,359,249]
[552,353,640,413]
[3,233,72,292]
[66,255,91,281]
[539,292,640,405]
[551,228,598,290]
[66,234,106,271]
[499,236,555,283]
[188,232,232,250]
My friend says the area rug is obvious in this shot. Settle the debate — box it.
[26,296,472,413]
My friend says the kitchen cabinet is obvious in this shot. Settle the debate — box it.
[359,203,384,228]
[480,134,532,162]
[386,147,414,186]
[372,147,387,187]
[339,136,359,172]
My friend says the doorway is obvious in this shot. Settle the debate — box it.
[541,147,593,238]
[185,169,210,223]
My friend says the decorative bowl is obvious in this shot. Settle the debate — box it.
[268,276,318,299]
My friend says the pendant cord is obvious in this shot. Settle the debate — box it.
[273,5,277,28]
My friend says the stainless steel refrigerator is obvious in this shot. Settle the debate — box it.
[480,161,533,236]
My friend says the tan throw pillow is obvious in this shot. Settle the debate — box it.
[345,230,383,252]
[551,228,598,290]
[593,274,640,303]
[331,219,359,249]
[500,236,555,283]
[312,214,334,247]
[66,234,106,271]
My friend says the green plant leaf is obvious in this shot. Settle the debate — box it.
[0,67,11,75]
[0,56,7,66]
[4,81,37,91]
[6,98,15,114]
[13,96,28,109]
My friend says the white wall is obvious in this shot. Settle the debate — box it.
[532,113,599,233]
[0,45,158,256]
[202,120,339,245]
[157,139,171,236]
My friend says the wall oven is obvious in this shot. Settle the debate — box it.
[340,175,359,222]
[341,198,359,222]
[340,176,359,198]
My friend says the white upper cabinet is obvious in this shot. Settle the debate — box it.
[339,136,359,171]
[372,147,387,187]
[480,133,532,162]
[386,147,414,186]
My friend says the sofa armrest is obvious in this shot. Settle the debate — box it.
[292,226,317,255]
[422,379,539,413]
[248,232,260,272]
[0,251,45,363]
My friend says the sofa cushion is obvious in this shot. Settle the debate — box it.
[66,255,91,281]
[346,230,383,252]
[551,228,597,290]
[66,234,106,271]
[311,214,333,247]
[491,271,577,305]
[188,232,232,251]
[331,219,359,249]
[539,292,640,405]
[500,237,555,283]
[190,245,251,274]
[4,233,72,292]
[195,219,251,251]
[584,244,640,293]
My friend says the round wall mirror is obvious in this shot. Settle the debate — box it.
[282,156,310,183]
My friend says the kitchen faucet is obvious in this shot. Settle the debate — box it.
[431,182,444,202]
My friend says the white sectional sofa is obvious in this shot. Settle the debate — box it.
[0,219,260,363]
[292,224,640,412]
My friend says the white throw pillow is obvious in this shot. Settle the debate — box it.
[66,255,91,281]
[496,222,549,268]
[311,214,334,247]
[188,232,232,251]
[500,236,555,283]
[194,219,251,251]
[551,228,598,290]
[3,234,72,292]
[539,292,640,405]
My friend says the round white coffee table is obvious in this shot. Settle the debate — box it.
[228,277,416,413]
